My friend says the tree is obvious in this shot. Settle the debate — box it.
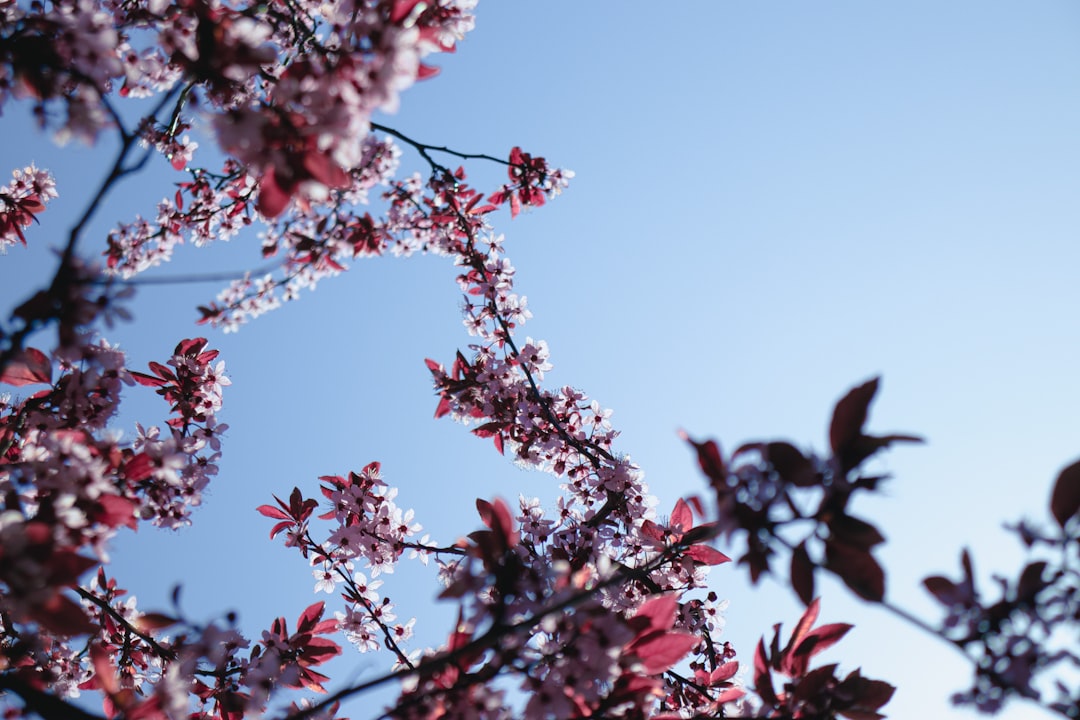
[0,2,1077,719]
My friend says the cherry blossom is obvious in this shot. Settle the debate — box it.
[14,1,1073,719]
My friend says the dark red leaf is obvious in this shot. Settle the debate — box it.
[795,622,852,664]
[753,637,779,704]
[794,663,839,699]
[829,377,879,459]
[923,576,960,606]
[1050,458,1080,529]
[827,514,886,550]
[825,539,885,602]
[842,434,923,473]
[681,523,719,546]
[767,441,818,487]
[791,541,816,606]
[1016,561,1049,606]
[836,669,896,718]
[680,432,726,486]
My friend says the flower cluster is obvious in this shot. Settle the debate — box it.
[0,165,57,250]
[247,160,749,717]
[0,1,910,718]
[0,333,227,628]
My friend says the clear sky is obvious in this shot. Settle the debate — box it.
[2,2,1079,718]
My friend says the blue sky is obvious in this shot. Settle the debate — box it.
[3,2,1079,718]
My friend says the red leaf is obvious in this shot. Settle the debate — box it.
[475,497,517,550]
[680,432,726,485]
[147,360,177,380]
[257,167,293,218]
[710,661,739,684]
[268,520,293,539]
[390,0,424,22]
[300,637,342,665]
[789,597,821,651]
[630,594,679,635]
[508,146,524,172]
[0,347,51,386]
[91,642,120,695]
[302,151,349,190]
[795,622,852,663]
[297,601,325,634]
[670,498,693,533]
[96,494,138,530]
[416,63,440,79]
[631,631,698,674]
[717,687,746,704]
[685,545,732,565]
[20,196,45,214]
[639,519,666,542]
[130,372,166,389]
[133,613,179,632]
[257,503,291,520]
[30,593,95,636]
[124,453,154,482]
[297,666,331,693]
[1050,458,1080,529]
